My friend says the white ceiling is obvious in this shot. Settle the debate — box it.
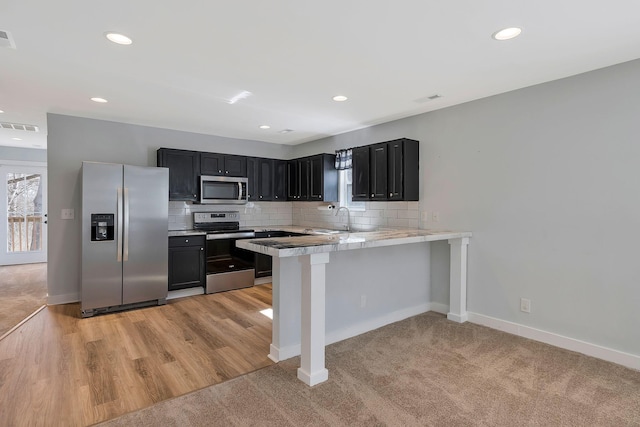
[1,1,640,150]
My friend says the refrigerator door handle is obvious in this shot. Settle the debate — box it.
[117,187,123,262]
[123,187,130,262]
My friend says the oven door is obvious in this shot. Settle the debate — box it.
[199,176,248,204]
[205,231,255,293]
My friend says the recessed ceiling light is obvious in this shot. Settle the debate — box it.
[492,27,522,41]
[12,137,22,141]
[105,32,133,45]
[91,97,108,103]
[0,110,4,113]
[259,125,271,129]
[333,95,348,102]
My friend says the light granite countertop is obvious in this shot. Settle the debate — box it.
[236,229,472,258]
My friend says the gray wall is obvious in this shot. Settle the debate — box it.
[291,58,640,357]
[0,146,47,162]
[46,114,293,302]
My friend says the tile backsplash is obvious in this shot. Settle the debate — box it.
[169,201,294,230]
[169,200,421,231]
[292,201,420,231]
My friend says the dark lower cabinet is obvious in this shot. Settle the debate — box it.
[253,231,307,277]
[168,236,205,291]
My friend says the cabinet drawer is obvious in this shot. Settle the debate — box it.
[169,235,205,248]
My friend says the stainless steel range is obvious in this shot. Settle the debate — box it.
[193,212,255,294]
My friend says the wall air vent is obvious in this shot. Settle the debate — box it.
[413,94,443,103]
[1,122,39,132]
[0,30,16,49]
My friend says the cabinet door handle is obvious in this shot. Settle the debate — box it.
[226,170,229,174]
[275,195,278,199]
[218,170,222,173]
[371,194,374,197]
[390,193,392,197]
[200,248,204,251]
[185,239,189,243]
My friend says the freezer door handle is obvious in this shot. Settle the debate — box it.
[117,187,123,262]
[123,187,130,262]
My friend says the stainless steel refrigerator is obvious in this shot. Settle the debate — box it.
[81,161,169,317]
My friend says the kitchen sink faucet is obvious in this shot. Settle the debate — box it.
[335,206,351,231]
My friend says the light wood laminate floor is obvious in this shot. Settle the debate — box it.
[0,263,47,337]
[0,284,273,427]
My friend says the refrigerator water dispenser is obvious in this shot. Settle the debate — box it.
[90,213,114,241]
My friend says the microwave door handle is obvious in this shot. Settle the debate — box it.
[238,182,242,201]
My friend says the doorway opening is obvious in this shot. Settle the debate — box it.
[0,161,47,339]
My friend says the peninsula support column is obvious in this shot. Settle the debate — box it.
[297,252,330,386]
[447,237,470,323]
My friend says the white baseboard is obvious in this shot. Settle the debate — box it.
[254,277,272,286]
[47,293,79,305]
[326,303,431,346]
[274,303,432,361]
[467,312,640,371]
[429,302,449,315]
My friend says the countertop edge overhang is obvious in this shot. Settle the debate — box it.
[235,229,472,258]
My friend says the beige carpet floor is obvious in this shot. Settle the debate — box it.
[98,311,640,426]
[0,262,47,337]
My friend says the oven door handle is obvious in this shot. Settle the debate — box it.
[207,231,255,240]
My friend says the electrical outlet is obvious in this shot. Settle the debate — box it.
[360,294,367,308]
[520,298,531,313]
[432,212,440,222]
[61,209,75,220]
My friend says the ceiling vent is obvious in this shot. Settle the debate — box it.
[1,122,39,132]
[413,94,442,103]
[0,30,16,49]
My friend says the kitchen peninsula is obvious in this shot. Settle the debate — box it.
[237,228,472,386]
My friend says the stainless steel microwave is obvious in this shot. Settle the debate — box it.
[199,176,248,204]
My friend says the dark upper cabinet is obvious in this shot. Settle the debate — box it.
[349,138,419,202]
[310,154,338,201]
[247,157,281,201]
[273,160,287,201]
[287,154,338,201]
[200,153,246,177]
[246,157,258,201]
[299,158,310,200]
[287,160,299,200]
[200,153,223,176]
[370,143,388,200]
[352,146,370,201]
[387,138,419,201]
[257,158,274,201]
[287,154,337,201]
[223,155,247,177]
[157,148,200,201]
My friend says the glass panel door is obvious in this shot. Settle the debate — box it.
[0,165,47,265]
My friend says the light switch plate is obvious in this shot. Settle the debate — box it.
[61,209,75,220]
